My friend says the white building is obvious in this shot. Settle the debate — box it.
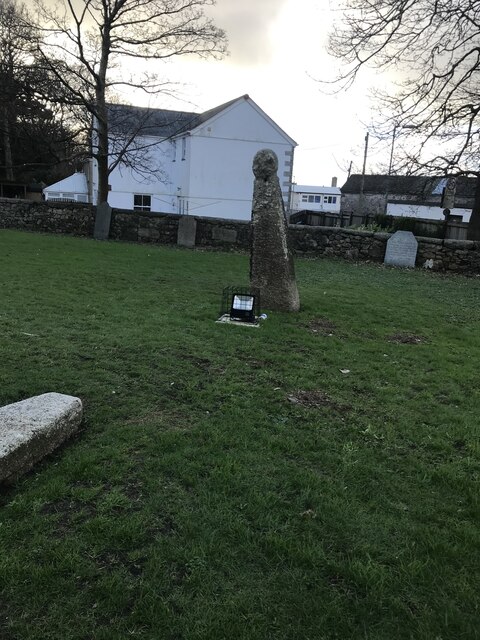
[42,171,89,203]
[341,174,475,222]
[44,95,297,221]
[386,202,471,222]
[290,182,341,215]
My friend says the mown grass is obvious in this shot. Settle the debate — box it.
[0,229,479,640]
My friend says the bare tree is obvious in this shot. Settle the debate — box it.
[0,0,37,181]
[34,0,227,205]
[0,0,82,183]
[329,0,480,238]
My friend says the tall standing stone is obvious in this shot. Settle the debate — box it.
[250,149,300,311]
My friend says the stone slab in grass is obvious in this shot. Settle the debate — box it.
[0,393,83,484]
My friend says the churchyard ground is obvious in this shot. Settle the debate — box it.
[0,229,479,639]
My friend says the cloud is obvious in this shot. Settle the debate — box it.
[210,0,289,65]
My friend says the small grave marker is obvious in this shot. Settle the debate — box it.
[94,202,112,240]
[177,216,197,248]
[384,230,418,268]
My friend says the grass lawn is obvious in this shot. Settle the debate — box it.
[1,229,479,640]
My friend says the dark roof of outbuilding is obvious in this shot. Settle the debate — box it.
[341,174,477,198]
[107,95,248,139]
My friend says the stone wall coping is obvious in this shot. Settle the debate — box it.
[290,225,376,238]
[197,216,251,225]
[342,229,374,238]
[443,238,478,249]
[113,208,179,219]
[415,236,443,245]
[110,208,250,225]
[0,197,92,210]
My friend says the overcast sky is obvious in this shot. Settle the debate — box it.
[42,0,389,187]
[130,0,387,188]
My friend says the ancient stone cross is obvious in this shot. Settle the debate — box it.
[250,149,300,311]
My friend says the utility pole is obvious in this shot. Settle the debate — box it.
[358,132,369,221]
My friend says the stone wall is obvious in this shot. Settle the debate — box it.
[0,199,250,250]
[416,237,480,273]
[2,198,480,274]
[289,225,480,273]
[0,198,95,236]
[110,209,251,249]
[289,225,389,262]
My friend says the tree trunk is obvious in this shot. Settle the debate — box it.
[95,97,109,205]
[96,126,109,204]
[2,105,14,181]
[95,29,110,206]
[467,174,480,240]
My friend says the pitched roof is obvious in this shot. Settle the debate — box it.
[341,174,477,198]
[43,171,88,194]
[107,95,249,139]
[293,184,341,195]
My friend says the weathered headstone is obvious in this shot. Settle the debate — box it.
[250,149,300,311]
[177,215,197,248]
[0,393,83,483]
[384,230,418,268]
[94,201,112,240]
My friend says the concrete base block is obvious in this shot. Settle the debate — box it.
[0,393,83,483]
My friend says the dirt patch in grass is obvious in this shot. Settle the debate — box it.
[387,333,427,344]
[122,478,145,505]
[40,481,147,536]
[94,550,147,577]
[150,514,177,537]
[306,317,337,336]
[125,408,194,430]
[174,352,226,375]
[41,498,98,536]
[287,390,350,412]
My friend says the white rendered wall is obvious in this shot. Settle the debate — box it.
[103,98,294,219]
[187,99,294,220]
[106,137,177,212]
[186,136,291,220]
[387,203,471,222]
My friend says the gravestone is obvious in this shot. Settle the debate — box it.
[94,201,112,240]
[250,149,300,311]
[384,230,418,268]
[177,215,197,248]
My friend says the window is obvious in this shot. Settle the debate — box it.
[323,196,337,204]
[301,195,308,202]
[134,194,151,211]
[314,195,321,203]
[308,195,314,203]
